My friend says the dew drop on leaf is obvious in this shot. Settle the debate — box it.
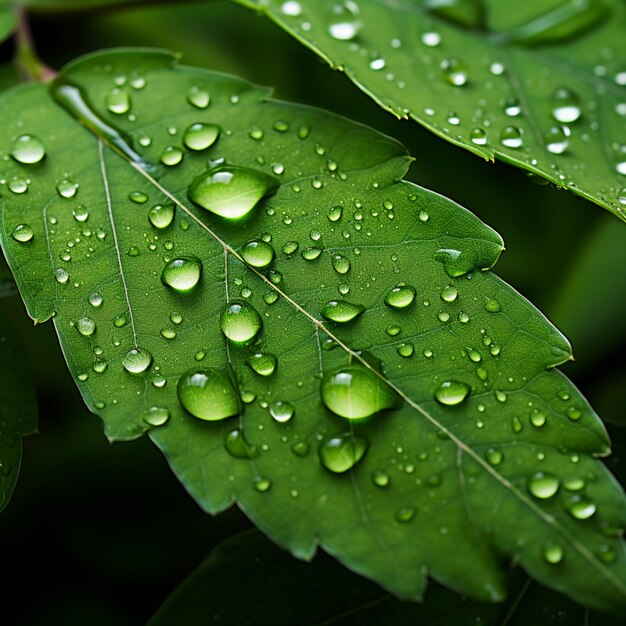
[57,179,79,198]
[270,401,295,423]
[500,126,524,149]
[122,347,153,374]
[187,86,210,109]
[527,471,560,499]
[160,146,184,166]
[318,432,369,473]
[105,87,131,114]
[247,352,277,376]
[224,428,259,459]
[440,285,458,302]
[565,494,597,520]
[188,165,280,220]
[331,254,351,274]
[321,300,365,323]
[241,239,275,268]
[142,406,170,427]
[434,380,470,406]
[11,134,46,164]
[183,123,220,151]
[11,224,33,243]
[76,316,96,337]
[371,469,390,487]
[321,365,403,420]
[220,301,263,345]
[177,367,240,421]
[543,542,564,564]
[396,507,416,523]
[551,87,582,123]
[385,284,416,309]
[148,204,175,229]
[328,1,361,41]
[441,57,468,86]
[253,477,272,492]
[161,256,202,292]
[545,126,571,155]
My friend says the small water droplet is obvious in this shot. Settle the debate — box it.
[384,284,416,309]
[440,285,458,302]
[241,239,275,268]
[470,128,487,145]
[321,300,365,323]
[106,88,131,114]
[129,191,148,204]
[485,298,501,313]
[76,317,96,336]
[301,247,322,261]
[551,87,582,123]
[177,367,240,420]
[318,432,369,473]
[11,134,46,164]
[161,256,202,292]
[441,57,468,86]
[371,469,390,487]
[434,380,470,406]
[54,267,69,284]
[143,406,170,427]
[529,408,546,427]
[247,352,277,376]
[485,448,504,466]
[281,1,302,17]
[545,126,571,155]
[183,123,220,151]
[500,126,524,149]
[543,542,564,564]
[270,401,295,423]
[160,146,183,166]
[220,301,262,345]
[11,224,33,243]
[503,97,522,117]
[291,441,310,457]
[122,347,152,374]
[253,477,272,492]
[327,205,343,222]
[422,31,441,47]
[188,165,279,220]
[149,204,175,229]
[57,178,79,198]
[8,178,28,194]
[225,428,258,459]
[187,87,210,109]
[396,507,416,523]
[331,254,351,274]
[528,471,559,499]
[328,1,362,41]
[565,495,597,520]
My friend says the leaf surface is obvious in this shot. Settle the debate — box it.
[0,48,625,609]
[233,0,626,220]
[0,310,38,511]
[149,529,623,626]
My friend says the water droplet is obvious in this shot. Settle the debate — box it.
[328,1,361,41]
[529,408,546,427]
[177,367,240,421]
[105,88,131,114]
[566,495,597,520]
[187,87,210,109]
[384,285,416,309]
[220,301,262,345]
[183,123,220,151]
[543,542,564,564]
[422,31,441,47]
[291,441,310,457]
[57,179,79,198]
[11,134,45,164]
[161,256,202,293]
[129,191,148,203]
[485,448,503,466]
[247,352,277,376]
[253,477,272,492]
[148,204,175,229]
[441,57,468,86]
[301,247,322,261]
[225,428,258,459]
[143,406,170,427]
[327,205,343,222]
[160,146,183,166]
[331,254,351,274]
[122,347,152,374]
[113,312,127,327]
[396,507,416,523]
[76,317,96,336]
[500,126,524,149]
[528,471,559,499]
[8,178,28,194]
[270,401,295,423]
[72,205,89,222]
[188,165,279,220]
[545,126,570,155]
[398,343,414,358]
[241,239,275,268]
[485,298,501,313]
[371,469,390,487]
[369,57,386,71]
[321,300,365,323]
[470,128,487,145]
[440,285,458,302]
[434,380,470,406]
[318,432,369,473]
[54,268,69,284]
[597,544,616,564]
[321,364,402,420]
[551,87,582,123]
[11,224,33,243]
[281,1,302,17]
[503,97,522,117]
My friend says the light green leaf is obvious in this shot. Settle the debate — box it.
[149,529,623,626]
[0,48,624,610]
[232,0,626,220]
[0,3,16,44]
[0,310,38,511]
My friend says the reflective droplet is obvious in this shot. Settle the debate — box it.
[440,285,458,302]
[11,224,33,243]
[241,239,275,268]
[291,441,310,457]
[528,471,559,499]
[485,448,503,466]
[318,432,369,473]
[105,88,131,114]
[161,256,202,292]
[529,408,546,427]
[328,1,361,41]
[73,205,89,222]
[270,401,295,423]
[551,87,582,123]
[183,123,220,151]
[327,205,343,222]
[247,352,277,376]
[500,126,524,149]
[76,317,96,336]
[122,347,152,374]
[321,300,365,323]
[422,31,441,47]
[177,367,240,421]
[224,428,258,459]
[301,247,322,261]
[470,128,487,145]
[188,166,280,220]
[503,97,521,117]
[372,469,390,487]
[321,364,402,420]
[11,134,46,164]
[331,254,351,274]
[566,495,597,520]
[485,298,501,313]
[220,301,262,345]
[57,179,79,198]
[385,284,416,309]
[281,1,302,17]
[543,542,564,564]
[253,477,271,492]
[434,380,470,406]
[149,204,175,229]
[441,57,468,86]
[8,178,28,194]
[54,267,69,284]
[396,507,416,523]
[160,146,183,166]
[545,126,570,155]
[129,191,148,204]
[143,406,170,427]
[187,87,210,109]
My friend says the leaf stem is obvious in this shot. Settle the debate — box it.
[14,6,57,84]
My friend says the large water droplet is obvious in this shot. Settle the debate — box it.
[385,284,416,309]
[331,254,351,274]
[106,88,131,114]
[318,432,369,473]
[528,471,559,499]
[177,367,240,421]
[241,239,275,268]
[143,406,170,427]
[187,87,210,109]
[161,256,202,292]
[551,87,582,123]
[149,204,175,229]
[188,166,280,220]
[11,134,46,164]
[57,179,79,198]
[321,300,365,323]
[434,380,470,406]
[247,352,277,376]
[220,301,262,345]
[122,347,153,374]
[565,494,597,520]
[183,123,220,151]
[328,1,361,41]
[500,126,524,148]
[543,542,564,564]
[321,364,402,420]
[76,317,96,337]
[11,224,34,243]
[270,401,295,423]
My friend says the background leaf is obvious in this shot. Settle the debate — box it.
[149,529,624,626]
[0,48,625,610]
[0,309,38,511]
[232,0,626,220]
[0,2,16,44]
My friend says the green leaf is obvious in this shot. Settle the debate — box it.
[0,48,624,610]
[232,0,626,221]
[149,529,623,626]
[0,310,38,511]
[0,3,17,44]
